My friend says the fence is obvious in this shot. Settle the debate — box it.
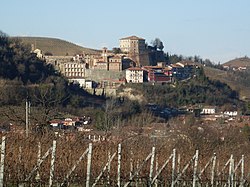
[0,135,249,186]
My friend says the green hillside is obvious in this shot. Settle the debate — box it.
[204,66,250,101]
[17,36,100,56]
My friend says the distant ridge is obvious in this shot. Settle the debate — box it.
[16,36,100,56]
[223,57,250,67]
[204,66,250,100]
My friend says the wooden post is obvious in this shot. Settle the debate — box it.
[240,155,244,187]
[49,140,57,187]
[107,150,111,185]
[0,136,6,187]
[171,149,176,187]
[86,143,92,187]
[149,147,155,186]
[231,157,234,187]
[216,160,219,187]
[155,157,158,187]
[117,144,121,187]
[192,150,199,187]
[18,146,22,182]
[35,142,41,181]
[177,153,180,186]
[136,160,139,187]
[130,150,133,179]
[228,155,233,187]
[211,153,216,187]
[25,99,29,137]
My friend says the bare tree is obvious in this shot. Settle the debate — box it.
[29,79,69,129]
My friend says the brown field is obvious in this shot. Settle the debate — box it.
[16,36,100,56]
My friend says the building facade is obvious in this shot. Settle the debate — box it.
[120,36,149,66]
[119,35,146,54]
[61,62,86,78]
[126,67,144,83]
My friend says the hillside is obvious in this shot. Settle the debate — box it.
[223,57,250,67]
[204,66,250,100]
[16,36,100,56]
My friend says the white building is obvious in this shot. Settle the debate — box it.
[224,111,238,117]
[68,78,86,87]
[62,62,86,78]
[201,106,216,115]
[126,67,144,83]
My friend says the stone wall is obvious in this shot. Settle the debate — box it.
[86,88,117,97]
[84,69,125,82]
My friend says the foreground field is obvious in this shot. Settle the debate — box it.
[1,122,250,186]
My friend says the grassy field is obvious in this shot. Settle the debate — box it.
[223,57,250,67]
[17,36,100,56]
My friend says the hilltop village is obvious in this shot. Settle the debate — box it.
[1,33,250,135]
[28,36,250,132]
[33,36,197,96]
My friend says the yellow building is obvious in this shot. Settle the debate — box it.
[119,35,146,54]
[119,36,149,66]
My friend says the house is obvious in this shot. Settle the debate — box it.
[143,65,172,83]
[93,48,124,71]
[125,67,144,83]
[170,64,185,79]
[224,111,238,117]
[94,61,108,70]
[108,56,122,71]
[201,106,216,115]
[64,118,76,126]
[68,78,86,87]
[33,49,43,59]
[49,120,64,128]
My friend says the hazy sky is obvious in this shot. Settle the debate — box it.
[1,0,249,63]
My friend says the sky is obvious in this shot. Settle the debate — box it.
[1,0,250,63]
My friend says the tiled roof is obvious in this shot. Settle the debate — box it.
[164,67,172,70]
[171,64,183,68]
[120,35,145,40]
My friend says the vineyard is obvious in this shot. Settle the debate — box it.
[0,133,249,187]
